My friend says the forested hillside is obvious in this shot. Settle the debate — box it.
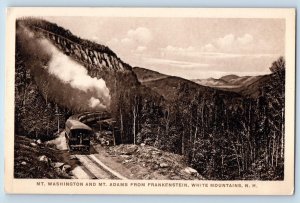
[15,45,71,139]
[133,59,285,180]
[15,18,285,180]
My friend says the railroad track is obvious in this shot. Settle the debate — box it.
[75,154,128,180]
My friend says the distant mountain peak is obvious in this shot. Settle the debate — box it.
[192,73,267,97]
[219,74,240,82]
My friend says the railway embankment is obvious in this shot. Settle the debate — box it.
[14,135,72,179]
[15,133,203,180]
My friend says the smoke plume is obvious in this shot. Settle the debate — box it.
[40,39,111,109]
[17,25,111,112]
[89,97,105,108]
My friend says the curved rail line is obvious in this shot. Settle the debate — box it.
[69,111,111,124]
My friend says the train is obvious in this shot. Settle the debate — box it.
[65,111,112,152]
[65,119,93,151]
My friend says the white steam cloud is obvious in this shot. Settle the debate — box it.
[89,97,105,109]
[39,39,111,109]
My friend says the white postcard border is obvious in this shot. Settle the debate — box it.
[5,7,295,195]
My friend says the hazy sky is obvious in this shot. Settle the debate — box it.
[44,17,285,79]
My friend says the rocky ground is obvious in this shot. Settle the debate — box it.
[100,144,204,180]
[14,134,204,180]
[14,135,73,179]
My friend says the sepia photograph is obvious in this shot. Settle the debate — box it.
[5,7,295,195]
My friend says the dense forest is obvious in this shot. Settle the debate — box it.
[14,43,72,140]
[15,18,285,180]
[128,57,285,180]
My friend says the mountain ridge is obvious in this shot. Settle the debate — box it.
[132,66,269,99]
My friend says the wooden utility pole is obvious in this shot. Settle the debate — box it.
[55,105,62,134]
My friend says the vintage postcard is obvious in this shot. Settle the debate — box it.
[5,7,295,195]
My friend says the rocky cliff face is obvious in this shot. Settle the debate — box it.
[15,18,160,142]
[40,27,130,72]
[25,20,140,89]
[22,19,141,114]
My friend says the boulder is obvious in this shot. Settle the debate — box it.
[99,138,106,145]
[160,163,169,168]
[122,159,132,164]
[184,167,198,176]
[70,155,77,160]
[21,161,27,166]
[30,142,37,147]
[151,151,162,156]
[171,175,181,180]
[122,145,138,155]
[62,164,71,173]
[120,154,130,159]
[36,139,42,145]
[153,164,159,170]
[52,162,64,168]
[38,155,48,162]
